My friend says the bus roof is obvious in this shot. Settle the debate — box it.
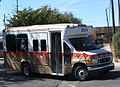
[3,23,78,32]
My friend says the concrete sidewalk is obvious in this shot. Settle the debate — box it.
[115,62,120,68]
[102,43,112,52]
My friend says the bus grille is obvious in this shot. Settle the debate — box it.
[99,57,110,63]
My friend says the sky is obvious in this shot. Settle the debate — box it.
[0,0,119,30]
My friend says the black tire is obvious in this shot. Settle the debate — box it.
[74,66,88,81]
[21,63,31,77]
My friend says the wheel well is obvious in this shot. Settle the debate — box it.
[72,62,87,74]
[21,61,30,69]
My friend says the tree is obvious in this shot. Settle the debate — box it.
[7,6,82,27]
[112,30,120,59]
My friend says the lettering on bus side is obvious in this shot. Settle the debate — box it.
[81,28,88,32]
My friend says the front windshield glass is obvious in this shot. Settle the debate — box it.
[69,37,99,51]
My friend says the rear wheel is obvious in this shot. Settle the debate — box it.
[21,63,31,76]
[74,66,88,81]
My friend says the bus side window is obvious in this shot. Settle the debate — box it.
[41,40,46,51]
[64,42,71,65]
[6,34,16,52]
[17,34,28,52]
[33,39,39,51]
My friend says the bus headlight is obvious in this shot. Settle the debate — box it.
[93,58,98,64]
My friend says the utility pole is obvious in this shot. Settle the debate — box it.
[3,14,6,29]
[111,0,116,34]
[105,9,110,42]
[16,0,19,15]
[118,0,120,25]
[105,9,110,30]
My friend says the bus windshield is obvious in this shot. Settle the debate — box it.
[69,37,99,51]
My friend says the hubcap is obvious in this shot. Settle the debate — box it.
[78,69,87,80]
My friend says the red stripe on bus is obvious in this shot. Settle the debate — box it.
[4,52,89,59]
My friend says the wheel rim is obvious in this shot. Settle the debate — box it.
[74,66,88,81]
[77,69,87,81]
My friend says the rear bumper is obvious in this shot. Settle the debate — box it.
[87,62,114,73]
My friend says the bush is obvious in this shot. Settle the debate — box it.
[112,31,120,59]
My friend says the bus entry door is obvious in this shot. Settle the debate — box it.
[51,32,62,74]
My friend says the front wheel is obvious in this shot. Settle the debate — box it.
[74,66,88,81]
[21,63,31,77]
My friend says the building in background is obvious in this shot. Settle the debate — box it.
[94,26,120,43]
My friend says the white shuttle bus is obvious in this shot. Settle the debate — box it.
[3,24,114,81]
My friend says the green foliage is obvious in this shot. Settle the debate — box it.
[112,31,120,59]
[7,6,81,27]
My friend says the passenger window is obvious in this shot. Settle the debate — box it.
[33,39,39,51]
[6,34,16,52]
[17,34,28,52]
[64,42,71,65]
[41,40,46,51]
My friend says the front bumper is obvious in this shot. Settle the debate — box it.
[87,62,114,73]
